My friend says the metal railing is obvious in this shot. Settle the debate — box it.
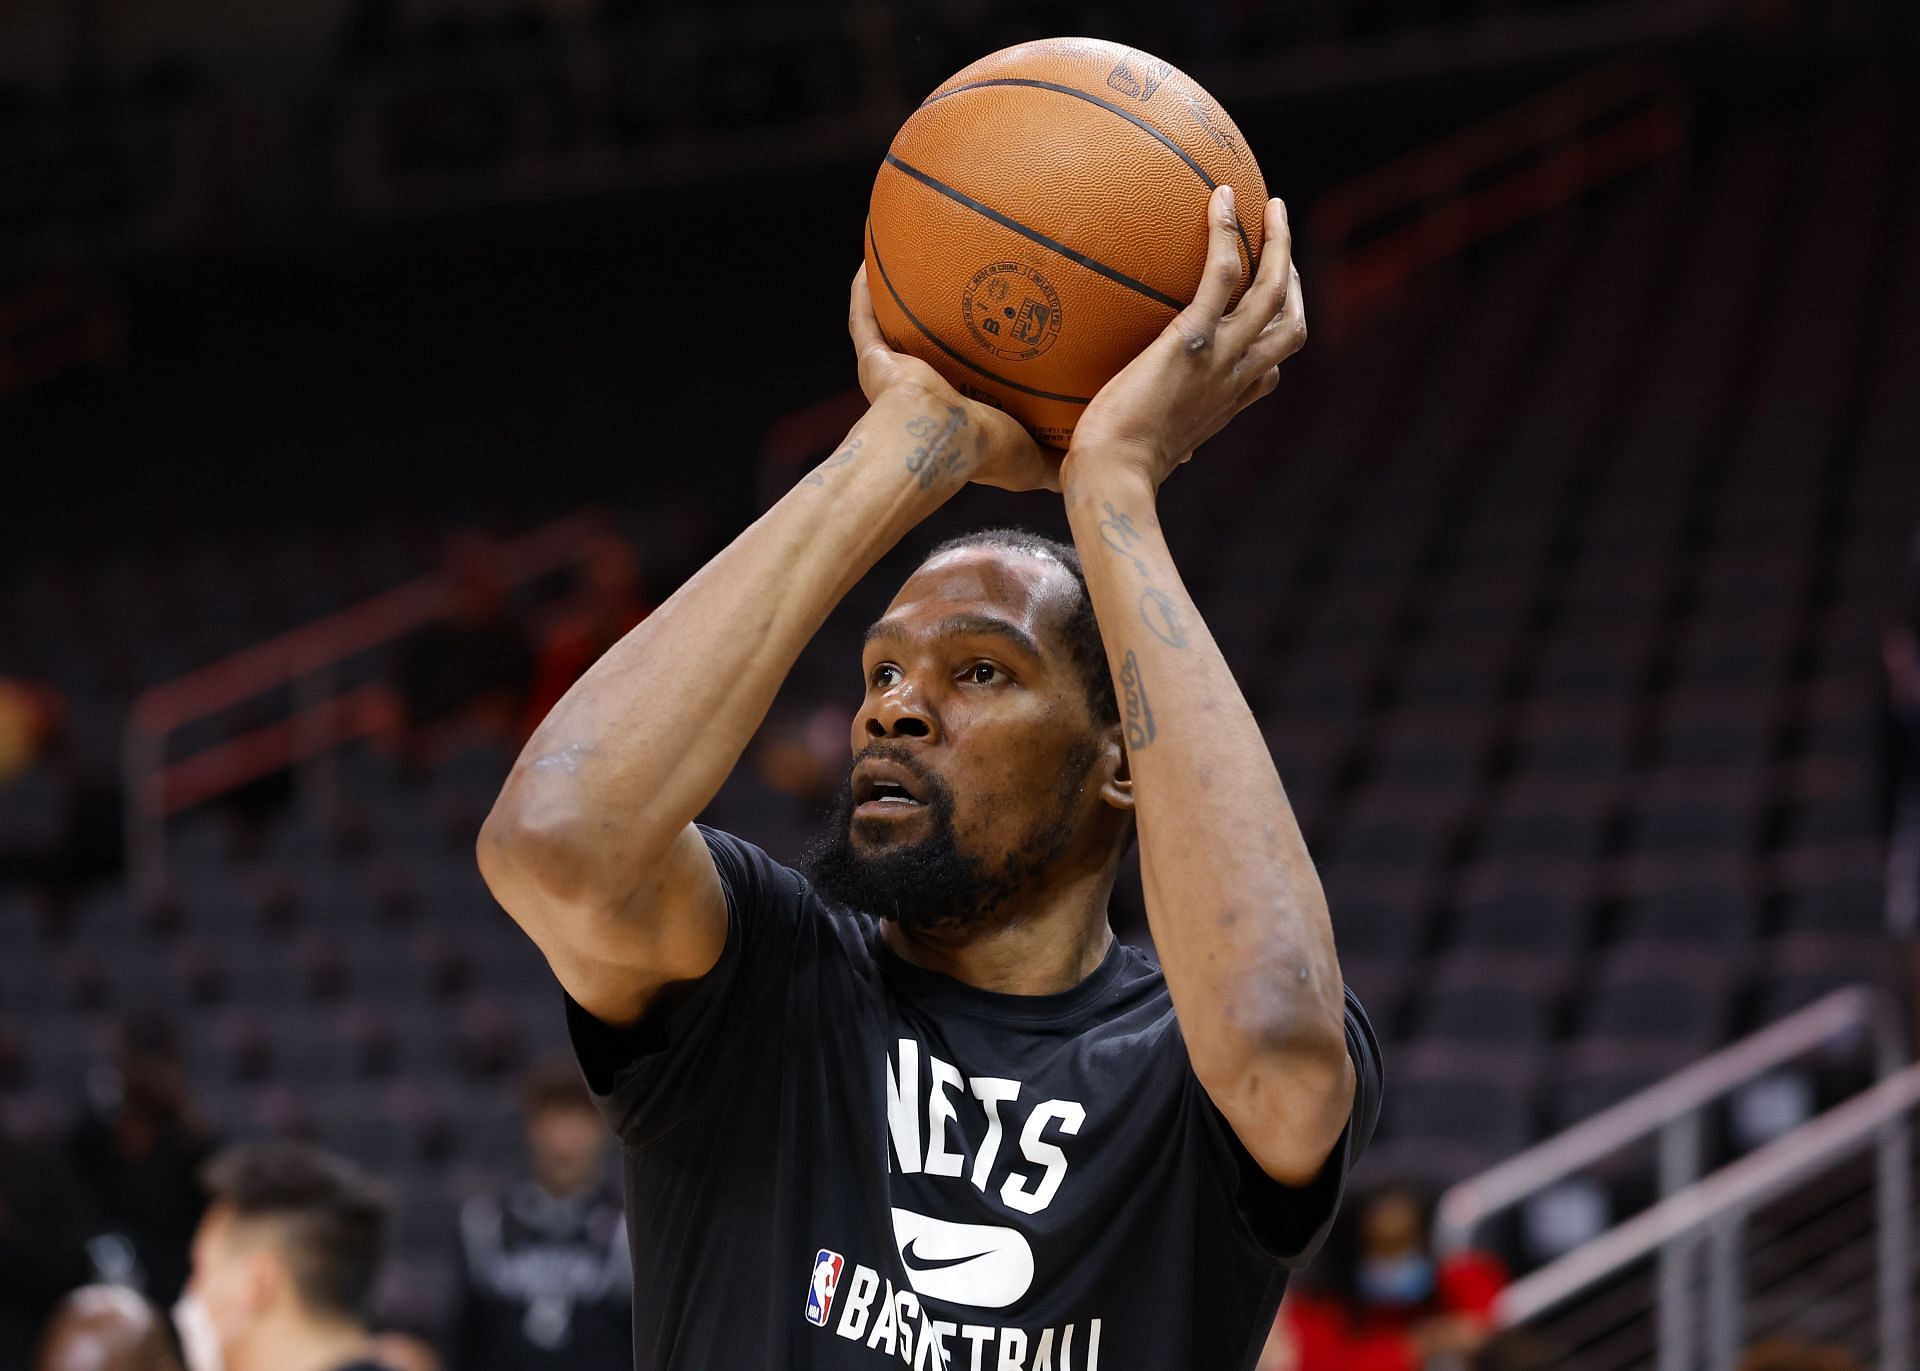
[122,509,611,894]
[1498,1066,1917,1364]
[1437,987,1911,1371]
[1308,59,1690,339]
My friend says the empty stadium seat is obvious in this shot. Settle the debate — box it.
[1577,945,1738,1049]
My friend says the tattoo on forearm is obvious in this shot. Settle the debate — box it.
[1119,649,1156,751]
[1097,500,1152,578]
[1138,587,1188,649]
[1095,499,1190,650]
[904,407,969,489]
[803,438,864,488]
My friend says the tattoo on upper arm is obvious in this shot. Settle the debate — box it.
[904,407,969,489]
[803,438,864,488]
[1119,649,1156,751]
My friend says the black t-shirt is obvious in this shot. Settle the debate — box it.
[568,827,1383,1371]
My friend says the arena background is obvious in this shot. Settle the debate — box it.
[2,0,1918,1367]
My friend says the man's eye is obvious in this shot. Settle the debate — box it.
[872,664,900,687]
[966,662,1000,685]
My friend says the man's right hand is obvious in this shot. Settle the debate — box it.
[849,265,1062,494]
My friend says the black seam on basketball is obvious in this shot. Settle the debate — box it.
[866,222,1092,406]
[921,77,1256,279]
[882,154,1183,312]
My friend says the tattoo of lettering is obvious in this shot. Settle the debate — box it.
[1119,649,1156,751]
[1139,587,1188,649]
[904,407,969,489]
[1096,500,1153,578]
[1094,498,1191,650]
[803,438,863,488]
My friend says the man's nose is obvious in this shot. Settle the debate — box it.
[865,685,936,741]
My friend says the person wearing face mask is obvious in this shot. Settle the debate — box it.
[1262,1182,1506,1371]
[175,1142,391,1371]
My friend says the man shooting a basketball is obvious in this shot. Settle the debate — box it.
[480,187,1382,1370]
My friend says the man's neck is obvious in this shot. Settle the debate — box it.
[229,1310,372,1371]
[880,862,1117,996]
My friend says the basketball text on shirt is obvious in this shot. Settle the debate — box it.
[806,1255,1105,1371]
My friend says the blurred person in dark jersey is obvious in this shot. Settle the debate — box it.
[67,1011,214,1303]
[176,1143,390,1371]
[448,1058,630,1371]
[480,192,1380,1370]
[34,1286,182,1371]
[0,1128,95,1369]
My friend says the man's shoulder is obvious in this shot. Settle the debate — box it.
[697,824,884,964]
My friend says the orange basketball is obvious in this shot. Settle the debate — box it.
[864,38,1268,449]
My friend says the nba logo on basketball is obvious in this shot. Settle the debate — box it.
[804,1249,844,1327]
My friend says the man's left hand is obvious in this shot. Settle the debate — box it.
[1063,187,1306,493]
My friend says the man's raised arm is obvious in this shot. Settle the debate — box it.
[1062,189,1353,1187]
[479,272,1055,1027]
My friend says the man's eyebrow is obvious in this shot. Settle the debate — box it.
[862,613,1043,658]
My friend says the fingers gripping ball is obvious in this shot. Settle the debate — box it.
[864,38,1268,449]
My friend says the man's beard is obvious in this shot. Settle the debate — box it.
[800,740,1100,935]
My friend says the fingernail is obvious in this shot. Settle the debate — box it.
[1221,185,1236,215]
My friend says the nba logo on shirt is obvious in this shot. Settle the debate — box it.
[804,1249,844,1327]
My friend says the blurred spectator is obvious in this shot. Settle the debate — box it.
[67,1012,214,1303]
[0,1130,96,1370]
[1265,1182,1506,1371]
[0,677,66,789]
[522,534,649,734]
[34,1285,182,1371]
[447,1058,630,1371]
[179,1142,389,1371]
[389,531,534,771]
[1739,1339,1866,1371]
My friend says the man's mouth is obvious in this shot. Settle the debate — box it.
[852,762,928,821]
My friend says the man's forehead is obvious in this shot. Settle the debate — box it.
[881,545,1073,623]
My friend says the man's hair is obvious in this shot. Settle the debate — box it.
[200,1142,389,1323]
[923,529,1118,727]
[519,1055,595,1119]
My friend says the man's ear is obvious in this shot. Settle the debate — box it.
[1098,724,1134,814]
[244,1243,283,1316]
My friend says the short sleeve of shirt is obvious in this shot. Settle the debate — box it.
[564,825,807,1148]
[1197,985,1384,1268]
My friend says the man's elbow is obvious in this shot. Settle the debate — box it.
[476,779,604,915]
[1195,1003,1355,1186]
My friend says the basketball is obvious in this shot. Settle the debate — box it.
[864,37,1269,448]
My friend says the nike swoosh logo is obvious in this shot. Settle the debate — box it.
[889,1208,1035,1309]
[901,1237,994,1273]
